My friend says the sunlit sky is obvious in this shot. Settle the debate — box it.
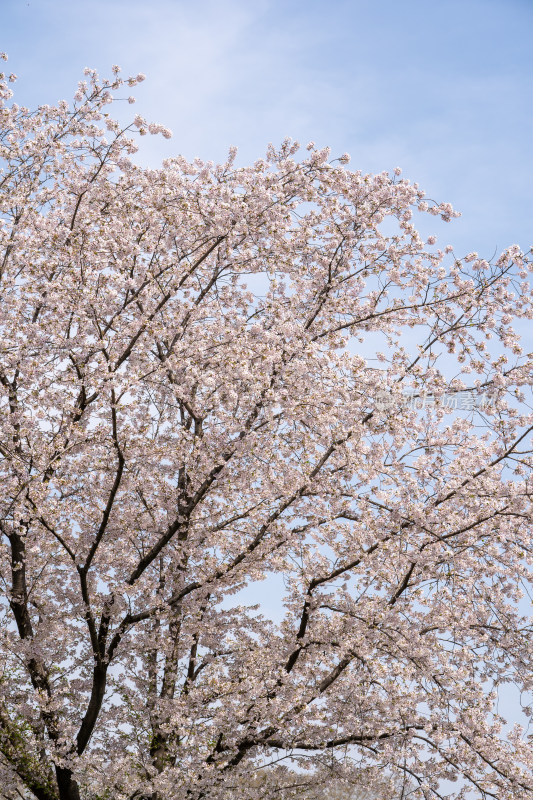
[2,0,532,260]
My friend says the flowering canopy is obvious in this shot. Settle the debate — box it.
[0,56,532,800]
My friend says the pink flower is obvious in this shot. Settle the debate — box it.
[0,63,531,800]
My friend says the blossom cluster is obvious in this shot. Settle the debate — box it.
[0,59,531,800]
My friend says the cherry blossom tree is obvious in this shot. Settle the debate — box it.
[0,54,532,800]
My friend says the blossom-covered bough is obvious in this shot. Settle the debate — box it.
[0,55,531,800]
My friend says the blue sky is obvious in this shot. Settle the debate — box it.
[2,0,532,259]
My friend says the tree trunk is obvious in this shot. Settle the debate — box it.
[56,767,81,800]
